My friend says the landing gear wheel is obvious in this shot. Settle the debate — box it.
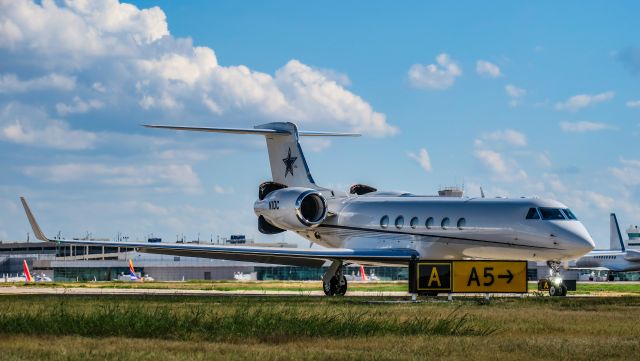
[560,284,568,297]
[548,283,568,297]
[336,276,347,296]
[323,275,348,296]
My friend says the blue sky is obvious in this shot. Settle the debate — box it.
[0,1,639,247]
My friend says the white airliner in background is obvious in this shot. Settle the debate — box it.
[573,214,640,273]
[21,122,594,296]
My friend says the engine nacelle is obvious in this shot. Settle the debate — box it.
[254,187,327,230]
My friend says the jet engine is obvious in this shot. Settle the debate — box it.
[254,187,328,231]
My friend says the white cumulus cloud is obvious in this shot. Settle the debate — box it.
[555,91,614,112]
[505,84,526,107]
[408,53,462,90]
[56,96,104,115]
[0,73,76,93]
[480,129,527,147]
[0,0,395,137]
[23,163,202,193]
[626,100,640,108]
[476,60,501,78]
[559,121,616,132]
[0,103,97,150]
[407,148,432,173]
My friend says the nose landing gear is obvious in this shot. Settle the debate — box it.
[546,261,567,297]
[323,260,348,296]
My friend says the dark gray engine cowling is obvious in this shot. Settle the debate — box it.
[254,187,327,230]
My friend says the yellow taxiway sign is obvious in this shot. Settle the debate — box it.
[413,260,528,293]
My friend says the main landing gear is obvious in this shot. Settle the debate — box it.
[323,260,347,296]
[546,260,567,297]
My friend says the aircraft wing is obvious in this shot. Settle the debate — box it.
[20,197,417,267]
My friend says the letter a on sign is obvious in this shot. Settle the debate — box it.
[428,266,441,287]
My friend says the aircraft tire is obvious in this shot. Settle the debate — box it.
[559,284,568,297]
[549,285,558,297]
[323,278,336,296]
[323,275,348,296]
[336,276,348,296]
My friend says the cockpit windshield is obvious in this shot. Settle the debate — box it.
[526,207,578,221]
[539,208,565,220]
[562,208,578,220]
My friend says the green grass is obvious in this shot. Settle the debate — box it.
[0,297,493,341]
[1,295,640,360]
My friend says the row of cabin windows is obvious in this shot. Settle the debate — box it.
[379,215,466,230]
[594,255,617,260]
[525,207,578,221]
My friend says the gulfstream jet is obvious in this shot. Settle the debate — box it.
[573,213,640,272]
[20,122,594,295]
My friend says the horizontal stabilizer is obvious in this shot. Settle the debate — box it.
[143,124,360,137]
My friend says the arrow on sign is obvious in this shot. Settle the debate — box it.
[498,269,513,283]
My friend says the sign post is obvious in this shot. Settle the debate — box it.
[412,260,528,294]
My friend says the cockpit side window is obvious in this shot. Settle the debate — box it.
[562,208,578,220]
[539,207,566,220]
[525,208,540,220]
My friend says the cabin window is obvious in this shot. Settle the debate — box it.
[457,218,466,229]
[410,217,419,229]
[539,208,565,220]
[395,216,404,229]
[441,217,450,229]
[562,208,578,220]
[380,215,389,229]
[525,208,540,220]
[425,217,434,229]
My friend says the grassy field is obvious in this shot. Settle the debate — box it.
[3,280,640,294]
[0,294,639,360]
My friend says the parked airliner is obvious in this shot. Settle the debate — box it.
[21,122,594,296]
[573,213,640,273]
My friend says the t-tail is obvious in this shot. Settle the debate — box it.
[143,122,359,189]
[128,259,139,281]
[23,260,32,282]
[610,213,626,251]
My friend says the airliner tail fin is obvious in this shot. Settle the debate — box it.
[610,213,625,251]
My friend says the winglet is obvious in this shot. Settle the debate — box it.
[19,197,50,242]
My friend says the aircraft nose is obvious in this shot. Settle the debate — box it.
[560,222,595,257]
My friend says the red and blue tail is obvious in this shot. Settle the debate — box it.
[128,259,139,281]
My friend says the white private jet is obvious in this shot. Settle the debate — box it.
[573,213,640,273]
[20,122,594,296]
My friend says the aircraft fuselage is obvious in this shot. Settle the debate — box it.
[296,195,594,264]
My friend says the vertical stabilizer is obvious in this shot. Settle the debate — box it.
[255,122,316,188]
[610,213,625,251]
[128,259,139,281]
[23,260,32,282]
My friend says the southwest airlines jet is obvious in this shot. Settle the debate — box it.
[128,259,139,281]
[21,122,594,296]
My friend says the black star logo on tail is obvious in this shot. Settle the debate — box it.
[282,147,297,177]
